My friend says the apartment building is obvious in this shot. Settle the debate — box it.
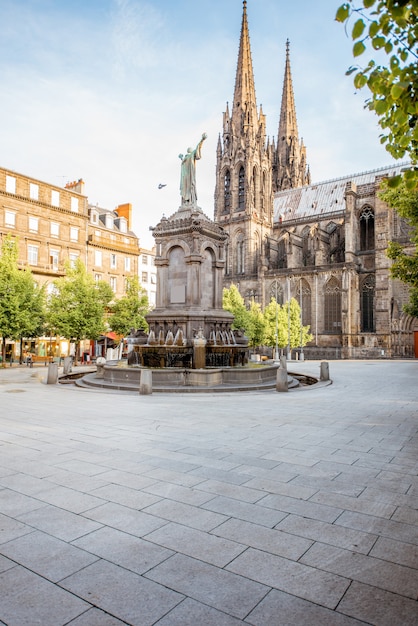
[0,167,141,360]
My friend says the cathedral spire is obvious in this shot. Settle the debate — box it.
[274,40,310,191]
[231,0,258,137]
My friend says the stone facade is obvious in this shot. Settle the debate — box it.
[0,169,140,300]
[0,167,141,359]
[214,1,417,358]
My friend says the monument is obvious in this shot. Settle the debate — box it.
[128,133,248,370]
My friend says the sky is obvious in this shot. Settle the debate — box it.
[1,0,399,250]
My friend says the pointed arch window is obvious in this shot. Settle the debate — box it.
[361,274,375,332]
[236,233,245,274]
[224,170,231,213]
[270,281,284,305]
[238,166,245,211]
[252,166,258,212]
[225,242,230,275]
[324,277,341,333]
[261,171,267,213]
[360,207,375,251]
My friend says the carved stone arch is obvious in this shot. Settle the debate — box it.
[201,246,216,309]
[163,239,191,261]
[234,229,246,274]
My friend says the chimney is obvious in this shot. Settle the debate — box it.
[65,178,85,195]
[114,203,132,229]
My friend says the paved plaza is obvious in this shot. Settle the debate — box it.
[0,360,418,625]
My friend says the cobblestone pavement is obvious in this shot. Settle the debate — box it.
[0,360,417,625]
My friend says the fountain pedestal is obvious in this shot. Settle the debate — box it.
[128,203,249,368]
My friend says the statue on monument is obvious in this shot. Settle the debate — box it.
[179,132,207,206]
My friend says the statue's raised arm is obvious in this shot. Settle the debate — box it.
[179,133,207,207]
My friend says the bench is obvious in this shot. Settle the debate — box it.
[26,356,54,366]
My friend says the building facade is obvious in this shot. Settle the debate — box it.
[214,1,417,358]
[0,168,141,360]
[138,247,157,308]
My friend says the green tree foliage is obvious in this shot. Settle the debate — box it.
[286,298,314,349]
[336,0,418,188]
[381,180,418,315]
[0,235,45,363]
[223,286,313,353]
[47,259,113,359]
[263,298,289,348]
[247,300,267,350]
[110,275,150,336]
[222,284,251,330]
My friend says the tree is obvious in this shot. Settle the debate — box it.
[222,284,251,330]
[336,0,418,188]
[0,235,45,364]
[381,180,418,315]
[247,300,267,351]
[110,275,150,337]
[47,259,113,362]
[286,298,313,349]
[263,298,289,350]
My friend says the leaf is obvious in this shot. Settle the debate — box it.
[335,4,350,22]
[372,36,386,49]
[363,0,375,7]
[391,83,406,99]
[386,175,402,188]
[375,99,389,114]
[369,21,380,37]
[354,73,368,89]
[352,18,366,39]
[353,41,366,57]
[385,41,393,54]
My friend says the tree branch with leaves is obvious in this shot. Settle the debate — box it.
[336,0,418,188]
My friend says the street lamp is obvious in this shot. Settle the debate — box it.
[270,280,280,363]
[300,277,304,362]
[286,276,291,360]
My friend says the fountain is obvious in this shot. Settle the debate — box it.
[83,133,285,391]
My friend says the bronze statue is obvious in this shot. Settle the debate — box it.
[179,133,207,206]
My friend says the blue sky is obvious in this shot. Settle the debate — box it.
[1,0,398,249]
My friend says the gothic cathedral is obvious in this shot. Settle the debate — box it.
[214,1,416,359]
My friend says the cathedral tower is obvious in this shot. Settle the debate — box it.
[214,0,273,296]
[273,40,310,191]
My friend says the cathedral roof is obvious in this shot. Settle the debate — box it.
[273,162,409,224]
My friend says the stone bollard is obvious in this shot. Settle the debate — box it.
[320,361,329,381]
[139,369,152,395]
[63,356,72,375]
[95,356,106,379]
[276,367,288,392]
[280,355,287,371]
[46,362,58,384]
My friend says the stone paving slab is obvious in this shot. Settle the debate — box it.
[0,360,418,624]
